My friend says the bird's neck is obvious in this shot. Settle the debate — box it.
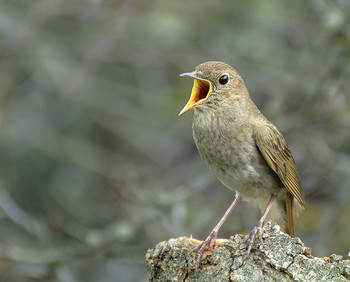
[193,95,255,125]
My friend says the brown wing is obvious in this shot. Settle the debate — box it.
[253,122,305,206]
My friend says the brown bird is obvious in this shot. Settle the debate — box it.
[179,61,305,268]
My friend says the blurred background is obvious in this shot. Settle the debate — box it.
[0,0,349,281]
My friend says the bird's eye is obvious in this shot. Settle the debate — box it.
[219,74,229,85]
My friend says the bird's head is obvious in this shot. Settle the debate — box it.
[179,61,248,115]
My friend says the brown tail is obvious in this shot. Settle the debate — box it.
[285,194,294,237]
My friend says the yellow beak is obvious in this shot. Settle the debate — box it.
[179,72,212,116]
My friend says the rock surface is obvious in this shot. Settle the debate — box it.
[146,222,350,281]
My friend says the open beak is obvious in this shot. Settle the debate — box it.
[179,72,212,115]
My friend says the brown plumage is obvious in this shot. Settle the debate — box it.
[179,61,305,268]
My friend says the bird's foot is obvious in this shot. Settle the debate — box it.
[240,221,263,261]
[192,230,218,269]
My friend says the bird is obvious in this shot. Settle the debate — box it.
[179,61,305,269]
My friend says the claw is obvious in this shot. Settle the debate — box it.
[240,222,263,261]
[192,230,218,269]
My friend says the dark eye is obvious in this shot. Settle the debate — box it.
[219,74,229,85]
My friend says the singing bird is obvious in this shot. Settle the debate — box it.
[179,61,305,268]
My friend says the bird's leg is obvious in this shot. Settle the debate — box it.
[241,194,277,260]
[193,194,240,269]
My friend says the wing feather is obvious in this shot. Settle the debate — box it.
[254,122,305,206]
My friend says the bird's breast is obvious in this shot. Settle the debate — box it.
[192,109,281,198]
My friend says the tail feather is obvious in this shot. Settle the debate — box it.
[285,195,294,237]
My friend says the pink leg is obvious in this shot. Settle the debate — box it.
[241,194,277,260]
[193,193,241,269]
